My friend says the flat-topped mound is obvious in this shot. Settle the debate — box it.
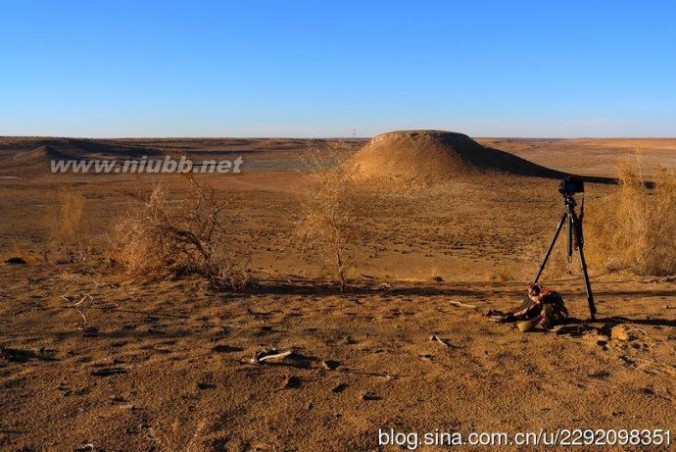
[347,130,567,184]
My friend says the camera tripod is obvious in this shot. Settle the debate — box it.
[532,194,597,320]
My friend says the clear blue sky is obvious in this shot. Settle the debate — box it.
[1,1,675,138]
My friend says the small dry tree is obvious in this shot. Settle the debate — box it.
[112,173,251,290]
[586,158,675,275]
[296,141,361,291]
[43,187,87,263]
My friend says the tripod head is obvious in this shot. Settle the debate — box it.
[563,194,578,209]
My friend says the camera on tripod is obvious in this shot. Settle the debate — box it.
[532,174,597,319]
[558,176,584,196]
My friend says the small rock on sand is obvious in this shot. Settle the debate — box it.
[610,325,631,341]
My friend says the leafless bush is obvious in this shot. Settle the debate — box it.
[43,187,87,262]
[586,160,675,275]
[209,256,252,291]
[112,174,251,289]
[51,188,85,242]
[296,141,362,291]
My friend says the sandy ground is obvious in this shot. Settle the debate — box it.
[0,137,674,451]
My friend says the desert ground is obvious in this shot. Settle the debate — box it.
[0,134,674,451]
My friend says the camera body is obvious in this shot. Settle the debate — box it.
[558,176,584,196]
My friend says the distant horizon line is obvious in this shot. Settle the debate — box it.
[2,134,676,141]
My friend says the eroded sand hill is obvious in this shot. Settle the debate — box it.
[347,130,568,184]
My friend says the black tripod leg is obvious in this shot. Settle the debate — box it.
[567,215,574,259]
[571,214,597,319]
[533,213,568,284]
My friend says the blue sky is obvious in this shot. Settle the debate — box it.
[1,1,675,137]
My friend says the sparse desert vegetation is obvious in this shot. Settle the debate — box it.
[295,141,371,291]
[587,159,676,275]
[0,135,674,451]
[43,187,87,263]
[112,174,251,290]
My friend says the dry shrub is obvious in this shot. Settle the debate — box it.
[51,188,85,242]
[296,141,362,291]
[586,161,675,275]
[112,175,251,290]
[43,187,87,262]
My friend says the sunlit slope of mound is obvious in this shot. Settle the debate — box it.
[1,139,162,176]
[347,130,569,183]
[12,145,73,164]
[7,145,78,174]
[10,139,160,160]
